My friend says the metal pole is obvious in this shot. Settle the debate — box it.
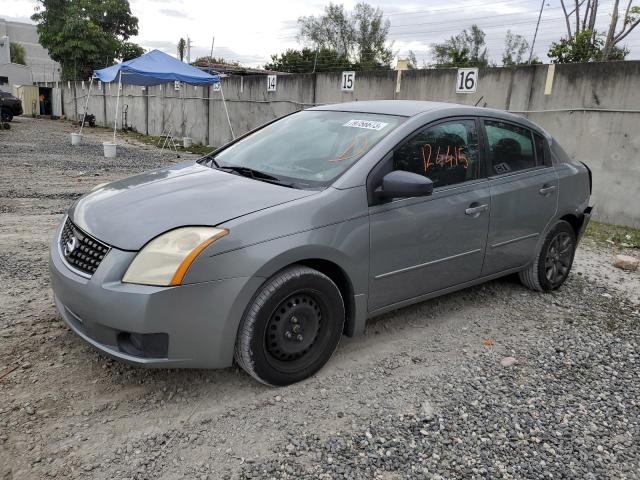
[528,0,545,64]
[79,76,94,135]
[207,36,215,147]
[113,71,122,142]
[219,83,234,139]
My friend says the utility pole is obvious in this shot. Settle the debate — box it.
[187,36,192,64]
[209,36,215,72]
[529,0,545,64]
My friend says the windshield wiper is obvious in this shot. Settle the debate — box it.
[216,165,297,188]
[216,165,275,180]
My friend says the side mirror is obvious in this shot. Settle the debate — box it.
[380,170,434,198]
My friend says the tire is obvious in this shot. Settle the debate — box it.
[519,220,576,292]
[0,108,13,123]
[234,265,345,386]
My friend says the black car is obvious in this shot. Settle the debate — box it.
[0,90,23,122]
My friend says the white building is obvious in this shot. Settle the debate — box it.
[0,18,60,85]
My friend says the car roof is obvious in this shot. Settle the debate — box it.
[309,100,454,117]
[309,100,549,137]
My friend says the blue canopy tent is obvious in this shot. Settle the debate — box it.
[78,50,232,145]
[94,49,220,86]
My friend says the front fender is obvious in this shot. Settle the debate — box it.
[184,216,370,295]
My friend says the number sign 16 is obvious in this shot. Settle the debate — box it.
[341,71,355,92]
[267,75,277,92]
[456,68,478,93]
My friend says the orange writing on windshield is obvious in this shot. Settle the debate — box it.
[330,135,369,162]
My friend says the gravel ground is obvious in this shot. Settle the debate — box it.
[1,117,639,480]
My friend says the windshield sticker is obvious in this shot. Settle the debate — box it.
[343,119,389,131]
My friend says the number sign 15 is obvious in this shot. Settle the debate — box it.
[456,68,478,93]
[341,71,355,92]
[267,75,277,92]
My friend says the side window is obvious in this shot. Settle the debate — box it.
[392,119,480,189]
[484,120,536,175]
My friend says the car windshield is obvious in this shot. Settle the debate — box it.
[211,110,405,187]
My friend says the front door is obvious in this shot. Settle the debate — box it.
[480,119,559,274]
[368,118,491,311]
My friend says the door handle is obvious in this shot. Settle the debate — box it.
[539,185,557,195]
[465,204,489,216]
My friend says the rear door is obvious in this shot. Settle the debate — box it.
[481,119,558,275]
[368,118,491,311]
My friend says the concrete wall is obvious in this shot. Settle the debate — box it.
[0,62,33,88]
[61,61,640,227]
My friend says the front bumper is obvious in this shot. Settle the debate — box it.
[49,221,263,369]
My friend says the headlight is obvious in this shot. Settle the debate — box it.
[122,227,228,286]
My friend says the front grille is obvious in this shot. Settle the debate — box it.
[59,218,110,276]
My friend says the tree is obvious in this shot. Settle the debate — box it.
[432,25,488,68]
[264,47,352,73]
[119,42,145,61]
[502,31,531,66]
[32,0,139,80]
[9,42,26,65]
[407,50,418,69]
[297,2,393,70]
[194,56,241,67]
[177,38,187,62]
[602,1,640,60]
[548,30,603,63]
[548,29,628,63]
[352,3,393,69]
[557,0,639,61]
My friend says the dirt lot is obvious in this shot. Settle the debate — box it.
[1,117,639,479]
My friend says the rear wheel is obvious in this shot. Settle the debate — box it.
[519,220,576,292]
[1,108,13,123]
[234,265,345,386]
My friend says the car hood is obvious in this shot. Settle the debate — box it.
[70,162,317,250]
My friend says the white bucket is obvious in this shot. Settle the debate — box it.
[103,142,117,158]
[70,133,83,145]
[183,137,193,148]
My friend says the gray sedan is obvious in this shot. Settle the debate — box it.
[50,101,592,386]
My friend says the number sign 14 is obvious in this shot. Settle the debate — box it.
[267,75,277,92]
[341,71,355,92]
[456,68,478,93]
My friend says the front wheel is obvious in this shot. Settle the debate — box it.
[1,108,13,123]
[234,265,345,386]
[519,220,576,292]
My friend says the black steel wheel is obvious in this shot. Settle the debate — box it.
[234,266,345,386]
[519,220,576,292]
[265,293,323,362]
[1,108,13,123]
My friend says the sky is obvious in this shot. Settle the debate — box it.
[4,0,640,68]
